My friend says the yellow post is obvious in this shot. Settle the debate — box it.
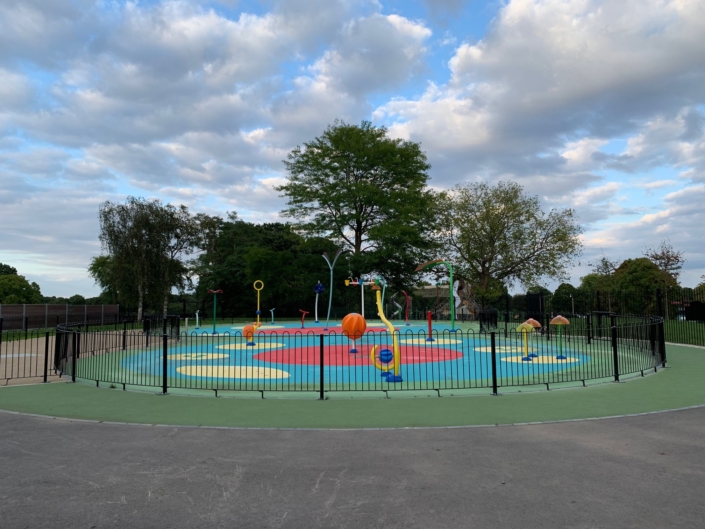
[253,280,264,328]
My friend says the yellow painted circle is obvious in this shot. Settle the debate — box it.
[474,346,536,353]
[168,353,229,361]
[401,338,463,345]
[336,323,389,328]
[217,342,285,350]
[501,355,579,364]
[177,365,290,379]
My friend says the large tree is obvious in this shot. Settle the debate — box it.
[276,120,437,287]
[437,181,583,295]
[644,239,685,283]
[98,197,199,320]
[0,274,41,304]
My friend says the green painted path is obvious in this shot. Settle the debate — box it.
[1,344,703,429]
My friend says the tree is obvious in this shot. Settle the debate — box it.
[98,197,199,320]
[611,258,677,291]
[644,240,685,283]
[553,283,578,314]
[590,256,620,276]
[0,262,17,276]
[437,181,583,295]
[276,120,437,287]
[0,274,42,304]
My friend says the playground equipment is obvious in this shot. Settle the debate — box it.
[342,312,366,354]
[369,285,402,382]
[524,318,541,358]
[391,295,402,319]
[550,315,570,359]
[314,281,325,323]
[299,309,309,328]
[345,274,387,318]
[195,310,200,330]
[322,249,344,330]
[517,322,534,361]
[253,280,264,328]
[415,259,457,331]
[516,319,541,361]
[402,290,411,326]
[206,289,222,334]
[269,308,275,325]
[426,310,434,342]
[243,324,256,346]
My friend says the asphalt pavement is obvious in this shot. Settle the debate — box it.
[1,407,704,528]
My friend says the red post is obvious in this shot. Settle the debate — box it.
[426,311,434,342]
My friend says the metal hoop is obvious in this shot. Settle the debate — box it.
[253,280,264,291]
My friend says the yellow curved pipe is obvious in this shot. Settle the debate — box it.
[368,289,401,375]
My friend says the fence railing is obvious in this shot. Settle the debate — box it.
[0,305,120,331]
[46,316,666,396]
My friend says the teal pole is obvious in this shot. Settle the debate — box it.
[207,289,222,334]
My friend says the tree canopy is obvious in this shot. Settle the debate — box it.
[437,181,583,296]
[0,274,42,304]
[0,262,17,276]
[643,240,685,283]
[97,197,199,319]
[276,120,437,287]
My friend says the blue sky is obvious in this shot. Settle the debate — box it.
[1,0,704,297]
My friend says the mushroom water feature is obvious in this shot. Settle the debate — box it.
[524,318,542,358]
[550,315,570,360]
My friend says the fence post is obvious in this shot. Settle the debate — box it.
[658,318,667,366]
[122,321,127,351]
[162,333,168,394]
[586,314,592,344]
[490,331,498,396]
[611,326,620,382]
[45,304,48,329]
[43,331,50,383]
[319,334,325,400]
[71,331,78,383]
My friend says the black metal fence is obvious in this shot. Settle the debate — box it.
[48,315,665,396]
[0,304,121,331]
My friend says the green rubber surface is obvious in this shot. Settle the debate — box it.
[1,344,703,429]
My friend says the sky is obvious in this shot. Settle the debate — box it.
[1,0,704,297]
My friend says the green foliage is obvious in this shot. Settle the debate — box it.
[0,262,18,276]
[438,181,583,295]
[0,274,42,304]
[579,272,613,291]
[276,120,438,287]
[552,283,578,314]
[194,221,351,317]
[97,197,199,318]
[611,258,677,291]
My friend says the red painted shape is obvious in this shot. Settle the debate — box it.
[254,345,462,365]
[254,326,392,336]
